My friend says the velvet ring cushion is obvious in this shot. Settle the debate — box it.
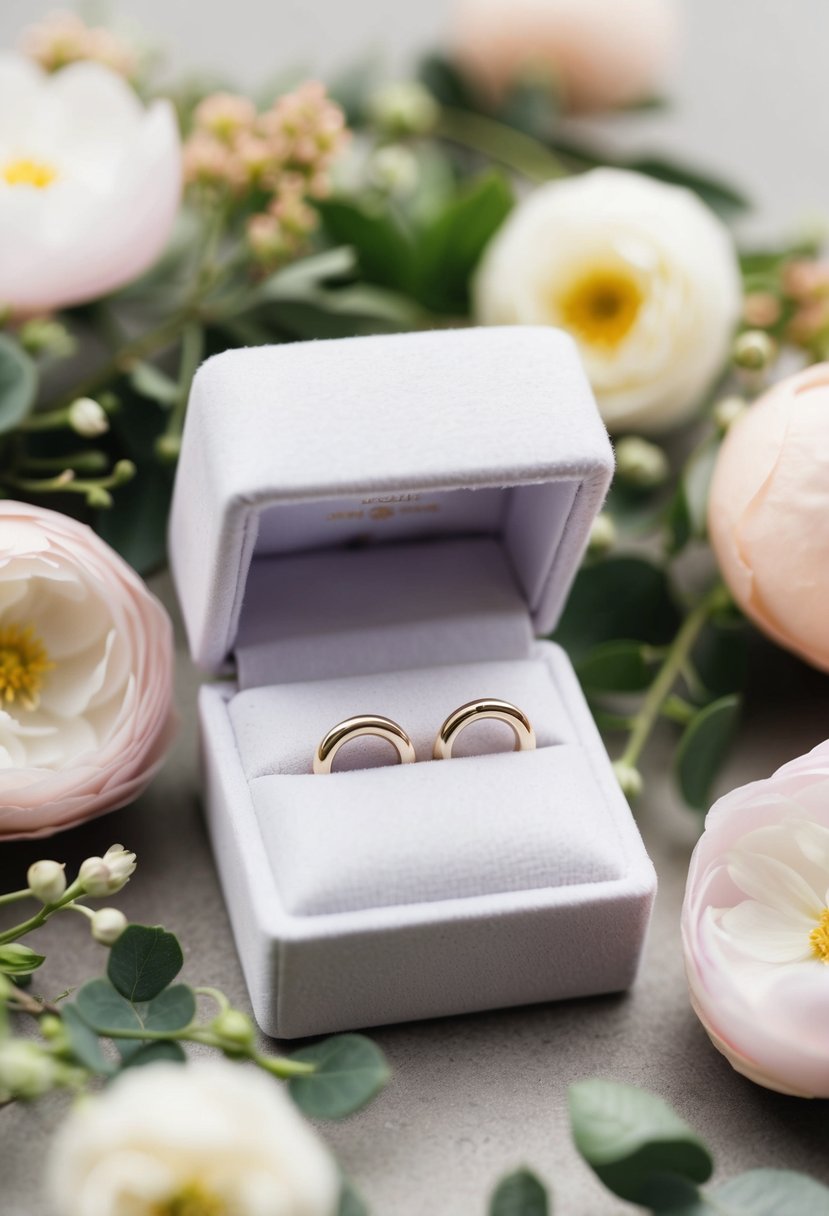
[433,698,536,760]
[313,714,416,775]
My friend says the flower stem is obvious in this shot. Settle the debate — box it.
[0,889,33,908]
[617,584,727,771]
[435,106,568,182]
[0,881,86,946]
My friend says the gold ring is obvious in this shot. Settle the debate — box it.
[433,698,536,760]
[313,714,416,775]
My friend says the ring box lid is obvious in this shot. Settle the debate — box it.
[169,326,613,679]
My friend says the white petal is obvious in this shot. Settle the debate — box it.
[716,899,814,963]
[727,849,825,919]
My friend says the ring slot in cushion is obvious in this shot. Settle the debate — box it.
[249,745,625,916]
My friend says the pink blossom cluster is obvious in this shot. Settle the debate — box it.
[20,10,137,78]
[782,258,829,348]
[183,83,350,267]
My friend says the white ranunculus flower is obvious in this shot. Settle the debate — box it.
[48,1061,341,1216]
[0,53,181,316]
[474,169,741,433]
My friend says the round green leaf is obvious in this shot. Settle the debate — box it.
[710,1169,829,1216]
[140,984,196,1034]
[121,1040,187,1069]
[61,1004,115,1076]
[554,557,680,662]
[690,619,749,701]
[75,978,143,1034]
[675,694,741,811]
[107,925,184,1003]
[490,1169,550,1216]
[568,1079,713,1206]
[0,334,37,434]
[338,1179,369,1216]
[577,640,657,693]
[288,1034,390,1119]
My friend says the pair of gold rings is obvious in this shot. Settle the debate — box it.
[313,698,536,775]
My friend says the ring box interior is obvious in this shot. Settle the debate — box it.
[169,326,656,1038]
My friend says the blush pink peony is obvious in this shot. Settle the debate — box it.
[708,364,829,673]
[450,0,679,114]
[0,502,175,840]
[682,741,829,1096]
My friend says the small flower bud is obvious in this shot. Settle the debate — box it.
[213,1009,255,1048]
[27,860,67,904]
[733,329,776,372]
[90,907,128,945]
[39,1015,64,1041]
[587,512,616,556]
[78,846,136,897]
[155,433,182,464]
[712,395,747,433]
[741,291,780,329]
[368,81,439,136]
[85,486,113,509]
[613,760,643,802]
[19,318,75,358]
[68,397,109,437]
[615,436,670,489]
[0,1041,56,1099]
[368,145,419,196]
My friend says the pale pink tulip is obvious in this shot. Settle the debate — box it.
[451,0,679,114]
[708,364,829,673]
[0,53,180,316]
[0,503,176,840]
[682,741,829,1096]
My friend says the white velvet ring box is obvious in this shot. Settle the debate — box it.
[169,326,656,1039]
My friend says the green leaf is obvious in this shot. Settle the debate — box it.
[413,171,513,313]
[496,77,559,141]
[554,557,680,663]
[338,1179,369,1216]
[61,1004,116,1076]
[569,1079,713,1206]
[682,440,720,539]
[665,485,693,556]
[708,1169,829,1216]
[75,978,143,1034]
[0,944,45,978]
[256,247,357,302]
[288,1034,390,1119]
[139,984,196,1034]
[690,617,748,702]
[0,334,37,433]
[121,1040,187,1069]
[490,1169,550,1216]
[417,53,480,110]
[316,200,415,292]
[97,462,173,575]
[675,694,741,811]
[107,925,184,1003]
[576,640,658,693]
[130,361,180,407]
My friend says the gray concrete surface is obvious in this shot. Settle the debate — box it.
[1,2,829,1211]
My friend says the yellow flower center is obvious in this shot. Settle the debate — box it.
[0,623,53,711]
[557,268,644,349]
[156,1185,228,1216]
[2,157,58,189]
[809,908,829,963]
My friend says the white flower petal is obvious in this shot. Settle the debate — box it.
[727,849,825,919]
[716,899,814,964]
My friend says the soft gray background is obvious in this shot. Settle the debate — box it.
[2,2,829,1213]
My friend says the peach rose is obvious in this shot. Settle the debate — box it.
[0,502,175,840]
[682,741,829,1096]
[708,365,829,673]
[450,0,679,114]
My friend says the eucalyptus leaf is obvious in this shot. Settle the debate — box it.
[0,944,45,978]
[0,334,37,434]
[665,486,692,556]
[576,640,657,694]
[496,78,559,141]
[288,1034,390,1119]
[75,978,143,1034]
[682,440,720,539]
[121,1040,188,1069]
[708,1169,829,1216]
[61,1004,115,1076]
[138,984,196,1034]
[690,619,749,701]
[675,694,741,810]
[97,462,173,576]
[417,52,480,110]
[568,1079,712,1206]
[256,247,357,303]
[489,1169,550,1216]
[107,925,184,1003]
[554,557,680,663]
